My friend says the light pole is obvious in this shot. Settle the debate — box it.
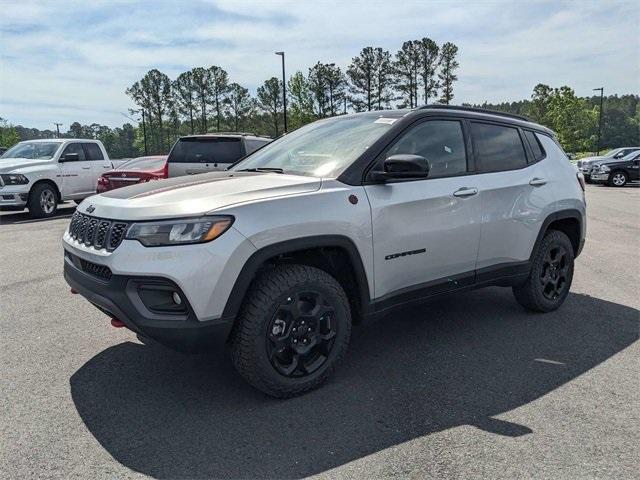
[53,123,62,138]
[593,87,604,156]
[275,51,288,133]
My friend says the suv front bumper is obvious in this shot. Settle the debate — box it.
[64,251,233,351]
[62,226,257,351]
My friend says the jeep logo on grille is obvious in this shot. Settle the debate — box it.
[85,205,95,214]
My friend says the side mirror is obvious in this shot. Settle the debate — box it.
[371,154,430,182]
[614,152,624,159]
[60,153,80,162]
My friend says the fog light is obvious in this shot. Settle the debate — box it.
[172,291,182,305]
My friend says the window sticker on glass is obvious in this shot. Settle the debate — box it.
[444,146,452,153]
[374,117,397,125]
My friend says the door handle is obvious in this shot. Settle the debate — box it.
[453,187,478,197]
[103,165,111,169]
[81,166,91,170]
[529,177,547,186]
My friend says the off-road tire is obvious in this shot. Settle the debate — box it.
[230,264,351,398]
[28,183,58,218]
[513,230,574,312]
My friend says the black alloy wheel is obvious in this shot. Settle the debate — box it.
[266,290,338,378]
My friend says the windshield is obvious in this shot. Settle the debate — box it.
[231,114,399,177]
[602,149,619,158]
[169,137,243,164]
[117,156,166,171]
[1,141,62,160]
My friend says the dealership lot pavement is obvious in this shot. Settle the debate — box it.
[1,184,638,479]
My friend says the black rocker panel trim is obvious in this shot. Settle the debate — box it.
[369,260,531,316]
[221,235,372,322]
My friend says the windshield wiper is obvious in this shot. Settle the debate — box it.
[236,167,284,173]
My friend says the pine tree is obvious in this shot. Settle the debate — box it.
[438,42,459,105]
[418,38,440,105]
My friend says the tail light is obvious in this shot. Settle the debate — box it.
[576,172,586,192]
[98,176,110,186]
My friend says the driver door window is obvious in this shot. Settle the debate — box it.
[384,120,468,178]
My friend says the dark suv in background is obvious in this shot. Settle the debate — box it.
[590,151,640,187]
[167,133,271,178]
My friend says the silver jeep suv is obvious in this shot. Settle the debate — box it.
[63,106,586,397]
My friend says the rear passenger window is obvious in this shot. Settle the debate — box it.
[61,143,86,161]
[385,120,467,178]
[83,143,104,160]
[471,122,527,172]
[523,130,545,162]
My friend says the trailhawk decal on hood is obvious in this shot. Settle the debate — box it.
[82,170,322,221]
[99,171,252,199]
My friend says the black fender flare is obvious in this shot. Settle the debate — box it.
[530,208,585,261]
[220,235,372,322]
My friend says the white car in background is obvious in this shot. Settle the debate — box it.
[0,139,111,218]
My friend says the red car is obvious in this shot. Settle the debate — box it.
[96,156,167,193]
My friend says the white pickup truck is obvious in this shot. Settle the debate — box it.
[0,139,111,218]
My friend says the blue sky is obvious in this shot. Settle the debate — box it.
[1,0,638,129]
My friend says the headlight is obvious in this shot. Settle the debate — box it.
[125,216,233,247]
[0,173,29,185]
[600,164,610,173]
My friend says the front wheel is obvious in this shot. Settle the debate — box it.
[27,183,58,218]
[513,230,574,312]
[608,171,628,187]
[230,264,351,398]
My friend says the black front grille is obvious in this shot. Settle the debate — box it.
[79,258,113,281]
[68,211,129,251]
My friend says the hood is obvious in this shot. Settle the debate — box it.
[78,171,322,220]
[579,156,603,164]
[0,158,52,173]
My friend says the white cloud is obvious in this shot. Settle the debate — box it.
[1,0,638,129]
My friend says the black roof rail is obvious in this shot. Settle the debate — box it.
[419,104,531,122]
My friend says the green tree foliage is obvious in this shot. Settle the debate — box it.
[191,67,211,133]
[418,38,440,105]
[257,77,284,137]
[173,71,197,134]
[208,66,230,132]
[307,62,330,116]
[438,42,459,105]
[347,47,395,112]
[394,40,421,108]
[225,83,253,132]
[0,118,20,148]
[126,69,172,153]
[287,71,315,128]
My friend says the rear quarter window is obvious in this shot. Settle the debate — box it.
[168,137,244,164]
[523,130,546,162]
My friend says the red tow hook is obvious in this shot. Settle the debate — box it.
[70,288,78,294]
[110,318,126,328]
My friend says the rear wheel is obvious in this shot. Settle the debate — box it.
[513,230,574,312]
[28,183,58,218]
[230,264,351,398]
[608,170,628,187]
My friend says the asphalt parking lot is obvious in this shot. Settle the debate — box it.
[1,184,638,479]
